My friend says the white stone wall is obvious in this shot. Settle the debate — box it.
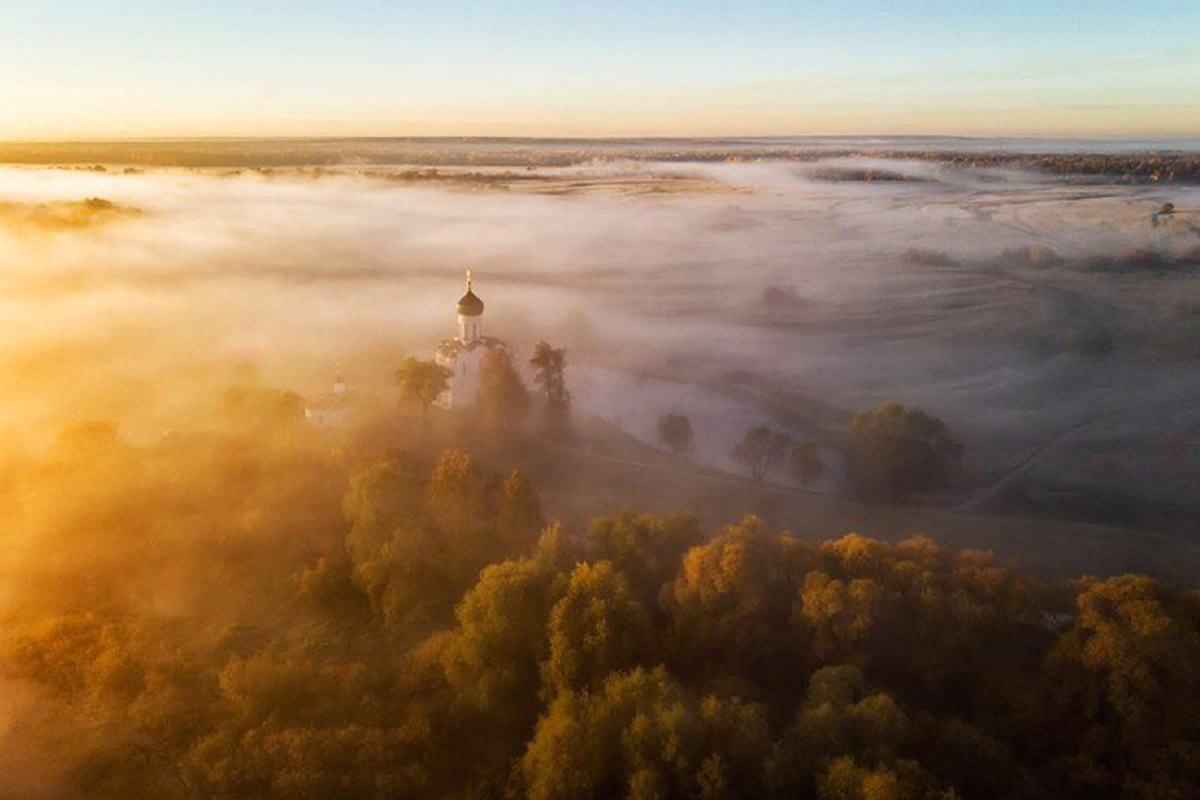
[436,344,492,409]
[459,315,481,342]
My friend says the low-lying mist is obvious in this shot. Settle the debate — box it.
[2,159,1198,496]
[3,154,1200,797]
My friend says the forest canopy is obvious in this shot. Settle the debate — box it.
[0,413,1197,800]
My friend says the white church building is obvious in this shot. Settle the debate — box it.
[435,270,507,408]
[304,372,356,427]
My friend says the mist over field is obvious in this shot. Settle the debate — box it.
[2,155,1199,513]
[8,0,1200,784]
[4,145,1200,799]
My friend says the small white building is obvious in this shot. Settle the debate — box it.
[435,271,507,408]
[304,373,355,427]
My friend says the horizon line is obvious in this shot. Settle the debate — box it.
[4,132,1200,146]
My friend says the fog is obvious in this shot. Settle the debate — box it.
[2,159,1198,505]
[3,154,1200,797]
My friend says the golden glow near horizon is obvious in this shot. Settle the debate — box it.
[5,91,1199,141]
[0,2,1198,140]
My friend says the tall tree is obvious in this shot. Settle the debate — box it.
[476,348,530,431]
[789,439,822,486]
[844,403,962,502]
[529,341,570,428]
[395,357,452,414]
[733,426,789,480]
[657,412,693,457]
[497,469,544,552]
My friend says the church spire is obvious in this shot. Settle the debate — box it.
[456,271,485,318]
[456,269,485,341]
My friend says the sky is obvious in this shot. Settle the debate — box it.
[1,0,1198,139]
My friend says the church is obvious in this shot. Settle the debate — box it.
[435,270,507,408]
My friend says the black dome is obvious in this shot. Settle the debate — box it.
[457,289,484,317]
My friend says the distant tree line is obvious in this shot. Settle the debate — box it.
[660,402,955,501]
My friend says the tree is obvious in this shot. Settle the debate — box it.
[664,516,802,694]
[529,341,570,429]
[541,561,651,696]
[342,459,424,565]
[223,385,305,429]
[497,469,544,552]
[395,357,452,414]
[844,403,962,502]
[1041,574,1200,792]
[733,425,789,480]
[517,667,772,800]
[588,512,704,609]
[795,572,883,667]
[657,413,693,457]
[476,348,529,431]
[734,425,773,480]
[790,439,822,486]
[439,557,561,720]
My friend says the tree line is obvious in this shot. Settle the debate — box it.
[661,403,962,502]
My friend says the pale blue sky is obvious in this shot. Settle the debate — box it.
[1,0,1197,138]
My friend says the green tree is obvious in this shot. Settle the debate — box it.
[844,403,962,502]
[395,356,452,414]
[529,341,570,428]
[496,469,544,552]
[657,412,693,457]
[790,439,822,486]
[424,450,489,537]
[476,347,529,431]
[342,459,425,566]
[223,385,305,429]
[733,426,789,480]
[439,558,561,720]
[733,425,774,480]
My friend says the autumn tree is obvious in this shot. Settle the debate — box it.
[664,516,804,695]
[476,347,529,431]
[395,356,452,413]
[541,561,652,696]
[517,667,772,800]
[795,571,884,668]
[588,512,704,611]
[1039,575,1200,797]
[13,430,1200,800]
[425,450,524,585]
[657,412,693,457]
[439,557,561,723]
[844,403,963,502]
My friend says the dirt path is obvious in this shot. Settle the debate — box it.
[954,396,1200,512]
